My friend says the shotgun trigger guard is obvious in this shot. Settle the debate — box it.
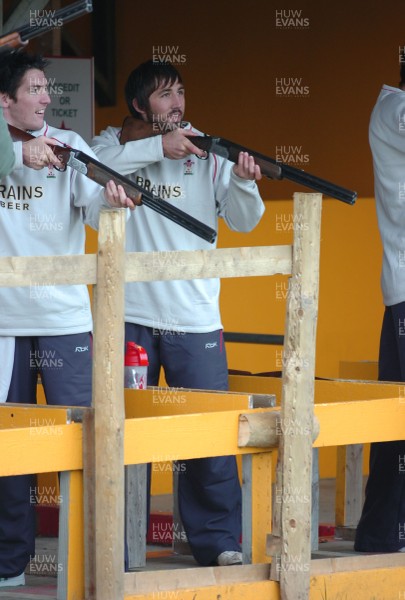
[66,151,88,175]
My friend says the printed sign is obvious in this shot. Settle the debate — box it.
[45,57,94,143]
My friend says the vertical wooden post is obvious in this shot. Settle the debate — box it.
[335,443,364,534]
[83,408,97,599]
[270,193,322,599]
[87,209,126,600]
[241,454,253,564]
[172,469,191,555]
[242,452,273,564]
[311,449,319,552]
[125,463,147,568]
[57,470,84,600]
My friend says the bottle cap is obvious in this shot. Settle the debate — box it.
[125,341,149,367]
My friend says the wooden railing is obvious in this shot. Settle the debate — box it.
[2,194,402,600]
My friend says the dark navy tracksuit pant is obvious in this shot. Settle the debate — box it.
[0,334,92,578]
[125,324,242,566]
[355,303,405,552]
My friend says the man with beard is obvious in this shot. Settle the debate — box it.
[91,59,265,568]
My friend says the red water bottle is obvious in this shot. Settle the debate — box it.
[124,342,149,389]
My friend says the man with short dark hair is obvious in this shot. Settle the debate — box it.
[0,50,130,588]
[92,59,265,567]
[354,54,405,554]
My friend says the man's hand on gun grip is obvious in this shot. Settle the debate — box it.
[22,137,64,170]
[162,127,206,160]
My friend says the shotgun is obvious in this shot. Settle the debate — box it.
[121,117,357,205]
[0,0,93,50]
[8,125,216,243]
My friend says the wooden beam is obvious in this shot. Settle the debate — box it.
[125,464,147,569]
[314,397,405,446]
[124,409,268,465]
[311,449,320,553]
[121,553,405,600]
[124,563,272,594]
[171,470,191,556]
[125,581,278,600]
[270,193,322,599]
[310,566,405,600]
[91,209,126,600]
[0,245,290,288]
[230,374,283,397]
[313,378,405,403]
[120,556,405,600]
[241,454,254,563]
[251,452,273,563]
[0,404,84,428]
[238,411,320,447]
[0,254,96,287]
[335,444,363,528]
[125,245,292,282]
[238,411,280,447]
[230,374,405,404]
[125,388,275,418]
[58,470,85,600]
[0,423,82,475]
[311,551,405,574]
[82,409,96,600]
[0,396,404,477]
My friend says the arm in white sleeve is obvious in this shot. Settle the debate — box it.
[215,158,265,232]
[378,101,405,152]
[68,136,114,229]
[0,111,15,178]
[75,176,131,231]
[91,126,164,175]
[70,169,110,230]
[10,141,24,171]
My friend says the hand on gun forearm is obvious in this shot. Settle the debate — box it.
[105,180,137,210]
[162,128,206,160]
[22,137,64,170]
[233,151,262,181]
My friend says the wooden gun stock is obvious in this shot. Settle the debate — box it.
[120,116,175,144]
[0,32,26,50]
